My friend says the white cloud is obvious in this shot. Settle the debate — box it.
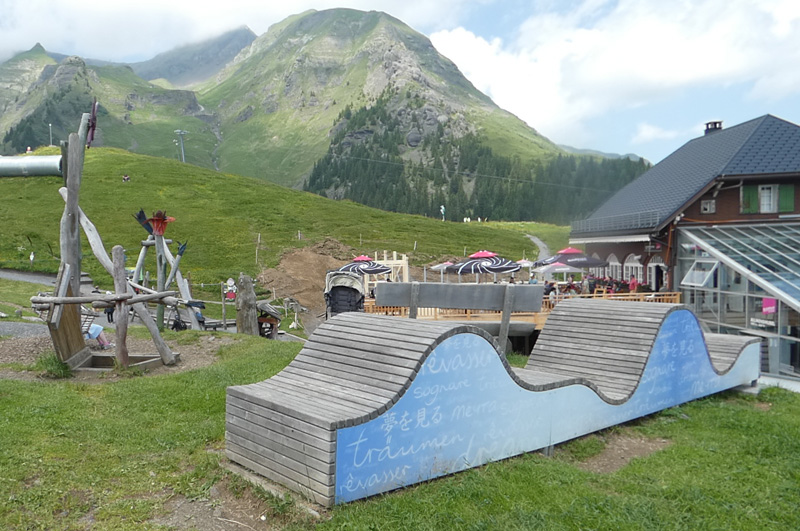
[432,0,800,149]
[631,122,683,144]
[0,0,488,63]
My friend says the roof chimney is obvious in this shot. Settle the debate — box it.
[704,121,723,135]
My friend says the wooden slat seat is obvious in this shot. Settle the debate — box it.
[524,298,682,403]
[705,333,760,372]
[226,312,482,506]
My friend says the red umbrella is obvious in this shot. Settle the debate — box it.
[469,250,498,258]
[556,247,583,254]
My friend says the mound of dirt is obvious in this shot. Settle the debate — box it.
[255,238,442,334]
[257,238,355,333]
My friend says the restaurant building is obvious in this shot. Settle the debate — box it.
[570,115,800,377]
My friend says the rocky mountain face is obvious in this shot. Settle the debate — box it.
[199,8,558,185]
[129,26,257,87]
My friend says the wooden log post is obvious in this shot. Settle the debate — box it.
[59,112,91,297]
[236,273,259,335]
[112,246,129,368]
[221,282,227,329]
[155,234,166,330]
[498,283,515,354]
[60,138,81,297]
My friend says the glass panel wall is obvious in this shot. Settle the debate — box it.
[676,230,800,377]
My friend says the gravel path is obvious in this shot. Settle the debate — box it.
[0,268,57,287]
[526,234,551,261]
[0,321,49,338]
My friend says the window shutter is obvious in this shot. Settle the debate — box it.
[779,184,795,213]
[740,185,758,213]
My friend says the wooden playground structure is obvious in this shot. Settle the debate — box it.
[7,102,198,370]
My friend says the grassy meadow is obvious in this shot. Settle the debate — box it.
[0,147,569,292]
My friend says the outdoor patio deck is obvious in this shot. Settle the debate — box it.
[364,291,682,330]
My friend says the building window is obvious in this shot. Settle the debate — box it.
[760,185,777,213]
[700,199,716,214]
[741,184,795,214]
[680,260,719,287]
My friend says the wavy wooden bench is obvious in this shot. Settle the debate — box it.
[514,298,760,404]
[226,301,760,507]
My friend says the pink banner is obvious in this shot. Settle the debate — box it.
[762,297,777,315]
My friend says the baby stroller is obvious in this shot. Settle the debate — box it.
[324,271,365,319]
[257,300,282,339]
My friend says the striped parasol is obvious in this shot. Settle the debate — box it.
[338,260,392,275]
[446,255,521,275]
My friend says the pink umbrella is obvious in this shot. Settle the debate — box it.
[353,255,373,261]
[469,250,498,258]
[534,261,583,274]
[556,247,583,254]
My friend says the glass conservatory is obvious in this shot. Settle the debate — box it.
[675,223,800,377]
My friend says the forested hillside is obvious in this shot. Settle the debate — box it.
[305,94,649,224]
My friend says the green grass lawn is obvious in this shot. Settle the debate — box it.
[1,332,798,530]
[0,277,53,321]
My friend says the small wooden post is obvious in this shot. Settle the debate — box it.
[498,284,515,353]
[236,273,259,335]
[112,245,129,368]
[161,243,199,329]
[221,282,227,329]
[155,234,166,330]
[133,239,149,288]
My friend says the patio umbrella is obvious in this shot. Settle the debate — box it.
[447,255,522,275]
[536,249,607,268]
[338,260,392,275]
[533,262,584,275]
[430,261,453,282]
[517,259,535,281]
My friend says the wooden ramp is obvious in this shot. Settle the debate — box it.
[226,300,760,506]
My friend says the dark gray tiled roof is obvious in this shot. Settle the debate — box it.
[572,115,800,235]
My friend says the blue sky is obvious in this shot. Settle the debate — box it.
[1,0,798,163]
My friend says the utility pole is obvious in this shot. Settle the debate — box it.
[49,123,53,146]
[174,129,187,162]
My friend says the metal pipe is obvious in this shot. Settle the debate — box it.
[0,155,62,177]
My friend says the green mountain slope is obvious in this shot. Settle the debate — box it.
[0,148,561,284]
[0,9,644,224]
[0,44,58,140]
